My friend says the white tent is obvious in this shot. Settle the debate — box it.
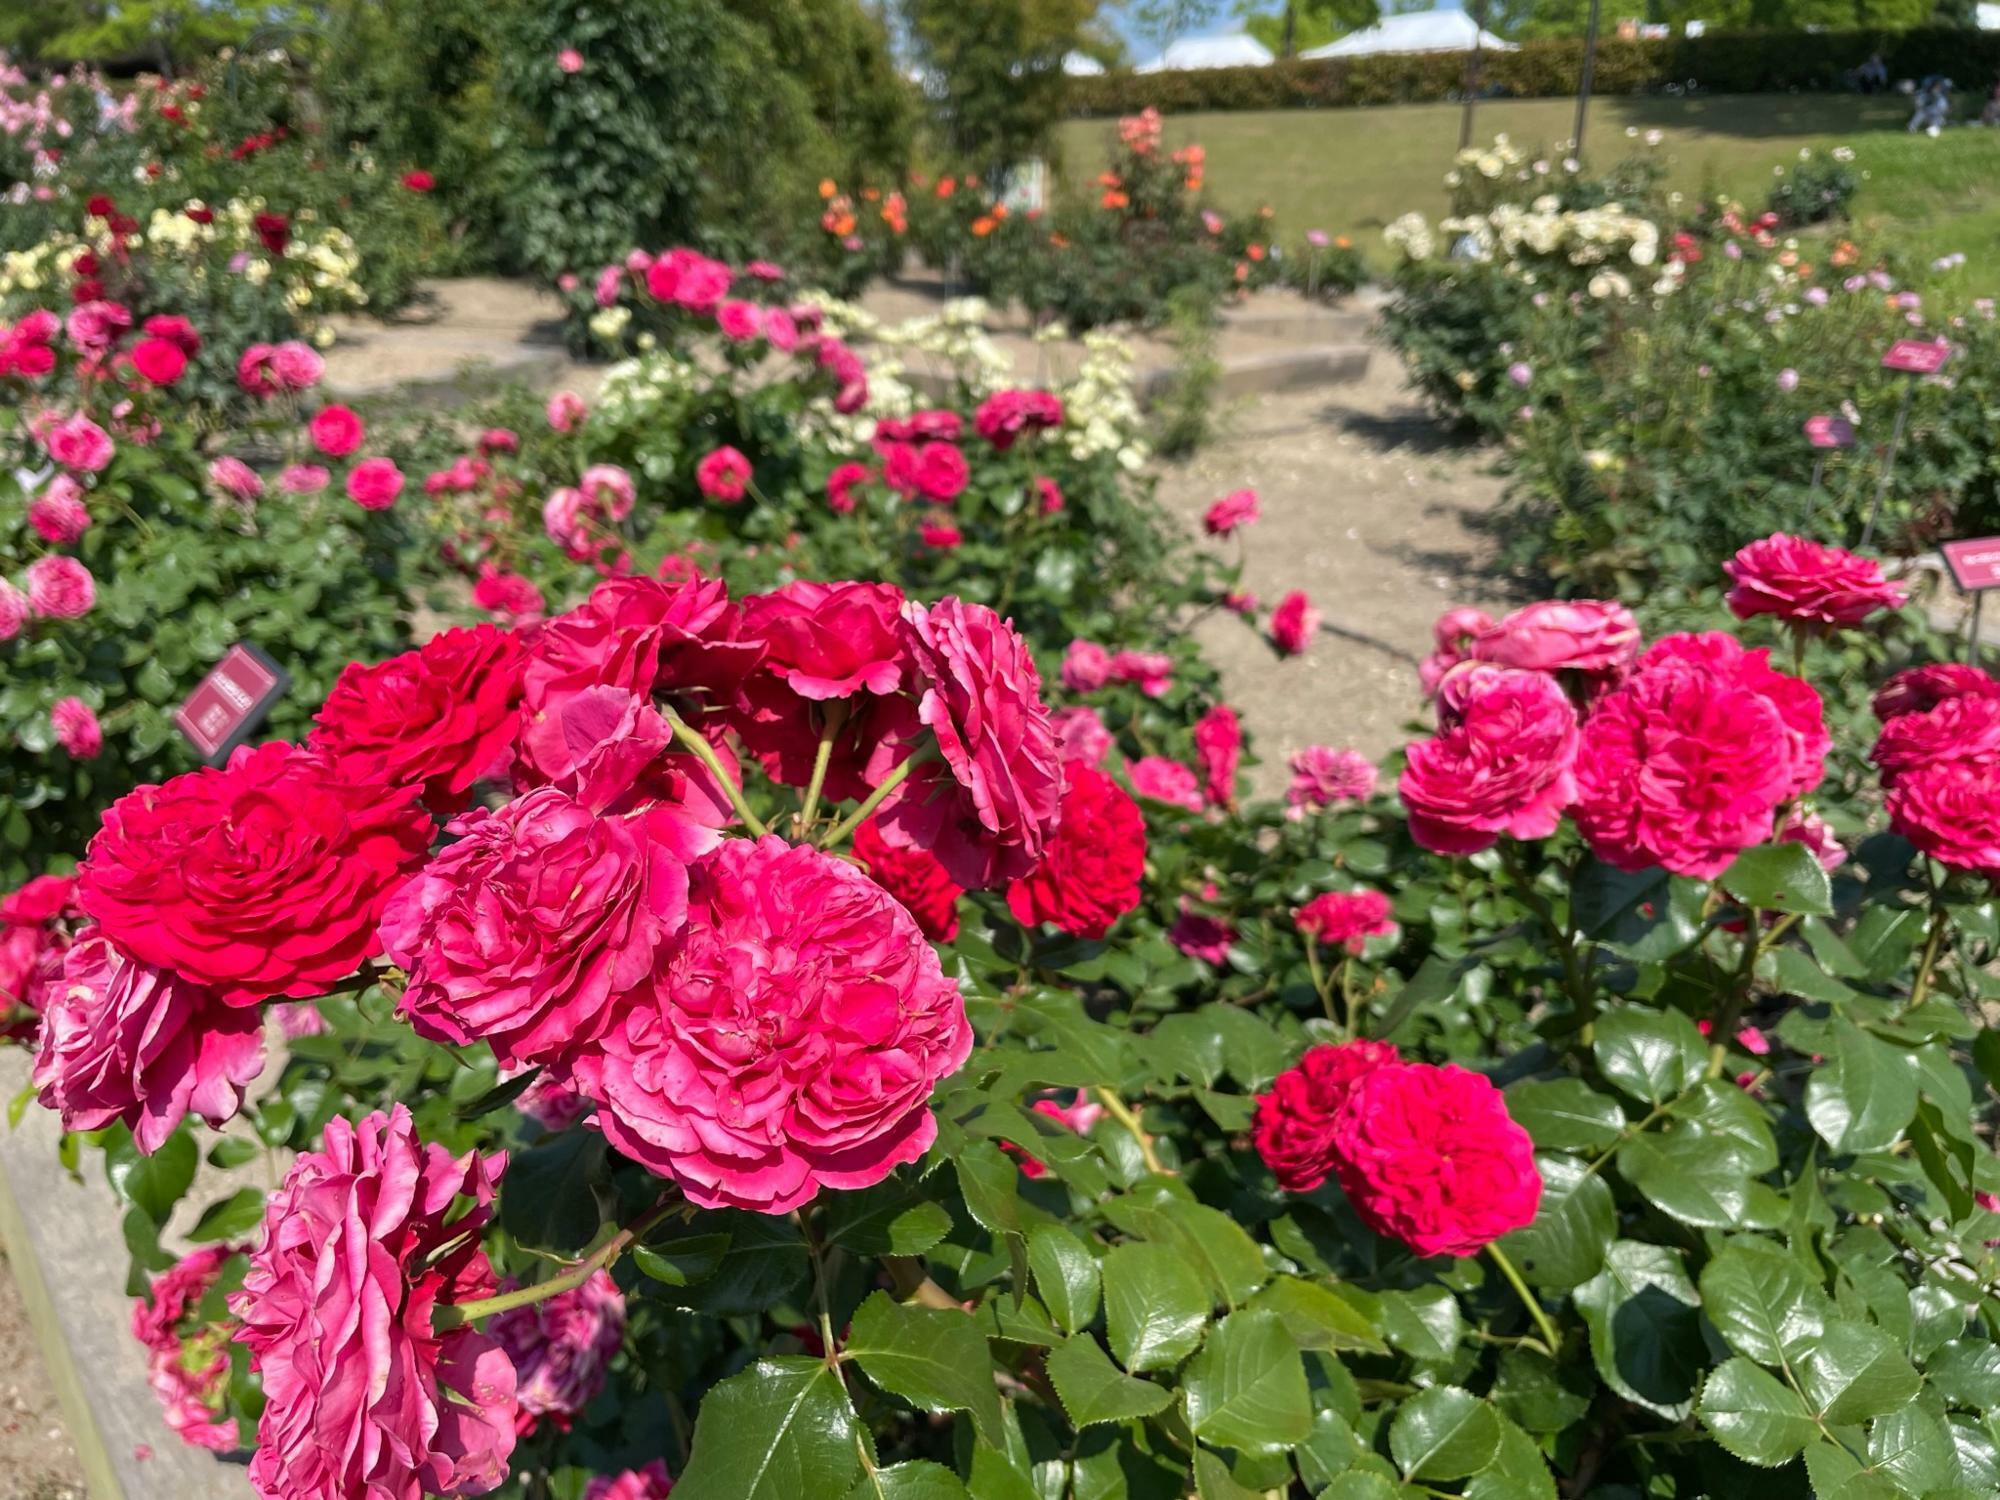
[1979,2,2000,28]
[1063,50,1106,75]
[1135,33,1275,72]
[1300,10,1516,57]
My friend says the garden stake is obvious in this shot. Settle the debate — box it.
[1860,381,1914,550]
[1970,591,1985,666]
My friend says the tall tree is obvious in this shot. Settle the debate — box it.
[1117,0,1222,54]
[1243,0,1381,56]
[902,0,1095,177]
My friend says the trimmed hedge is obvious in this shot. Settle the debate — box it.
[1066,27,2000,115]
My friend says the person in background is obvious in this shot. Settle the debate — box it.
[1909,75,1952,135]
[1857,51,1889,93]
[1980,78,2000,126]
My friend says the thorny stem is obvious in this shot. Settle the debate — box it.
[1487,1242,1563,1357]
[820,756,917,849]
[665,712,767,836]
[1303,941,1343,1036]
[1906,864,1951,1016]
[1094,1087,1171,1176]
[798,702,848,834]
[439,1194,681,1327]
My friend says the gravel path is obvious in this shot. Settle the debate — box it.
[0,1248,85,1500]
[1154,342,1514,800]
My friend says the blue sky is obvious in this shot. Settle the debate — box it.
[1118,0,1464,44]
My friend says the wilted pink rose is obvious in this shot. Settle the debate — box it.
[1127,756,1204,812]
[1050,704,1113,766]
[1470,599,1640,682]
[382,788,715,1071]
[346,456,405,510]
[1193,704,1241,807]
[1271,590,1320,656]
[1724,533,1907,630]
[491,1271,624,1430]
[1203,489,1259,537]
[696,446,752,503]
[1110,650,1174,698]
[1061,638,1112,693]
[278,463,329,495]
[132,1245,240,1452]
[875,598,1063,889]
[50,696,101,758]
[25,555,93,618]
[584,1463,672,1500]
[232,1107,516,1499]
[547,390,587,431]
[575,837,974,1212]
[1286,746,1377,820]
[208,455,263,501]
[1400,668,1577,855]
[33,934,265,1153]
[46,412,113,473]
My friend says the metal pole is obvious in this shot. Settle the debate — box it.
[1574,0,1604,157]
[1971,591,1985,666]
[1459,0,1490,150]
[1861,382,1915,550]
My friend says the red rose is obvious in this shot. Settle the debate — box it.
[309,625,526,814]
[253,211,290,254]
[972,389,1063,451]
[401,169,436,192]
[1006,764,1146,939]
[308,404,365,458]
[876,597,1063,889]
[1400,667,1578,855]
[1872,695,2000,787]
[1295,888,1395,953]
[1873,662,2000,722]
[1193,704,1241,807]
[77,743,434,1005]
[1724,533,1906,630]
[1253,1040,1399,1193]
[1886,760,2000,871]
[853,815,962,942]
[128,337,187,386]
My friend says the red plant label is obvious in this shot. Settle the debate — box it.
[1882,339,1951,374]
[1803,415,1855,449]
[1942,538,2000,591]
[174,644,287,761]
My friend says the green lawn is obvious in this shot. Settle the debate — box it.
[1056,95,2000,289]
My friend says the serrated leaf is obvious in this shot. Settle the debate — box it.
[673,1357,860,1500]
[1026,1226,1099,1336]
[1246,1277,1387,1355]
[1617,1132,1757,1229]
[185,1187,266,1244]
[1388,1386,1500,1481]
[1463,1419,1556,1500]
[1573,1240,1704,1419]
[1698,1241,1828,1370]
[1697,1358,1818,1466]
[846,1292,1003,1447]
[1182,1309,1311,1454]
[1800,1320,1921,1425]
[1045,1335,1172,1428]
[1496,1153,1615,1291]
[1722,842,1834,916]
[824,1175,953,1257]
[1504,1078,1627,1152]
[1805,1020,1918,1156]
[847,1460,969,1500]
[1102,1242,1208,1372]
[1867,1405,1953,1496]
[1803,1439,1903,1499]
[105,1126,197,1226]
[1593,1008,1705,1104]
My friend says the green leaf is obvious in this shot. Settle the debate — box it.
[1379,1285,1463,1362]
[1504,1078,1626,1153]
[1803,1440,1903,1500]
[1572,860,1703,962]
[955,1142,1028,1238]
[1246,1277,1387,1355]
[1573,1240,1704,1419]
[497,1130,606,1254]
[1491,1348,1592,1435]
[673,1357,860,1500]
[1698,1241,1828,1369]
[1930,1339,2000,1408]
[824,1175,953,1257]
[453,1067,543,1119]
[1102,1242,1209,1372]
[846,1292,1004,1447]
[1593,1008,1706,1104]
[1463,1419,1556,1500]
[1721,842,1834,916]
[631,1233,731,1287]
[847,1460,970,1500]
[1496,1153,1615,1291]
[1799,1320,1921,1425]
[1181,1309,1312,1454]
[105,1127,197,1226]
[1026,1226,1100,1336]
[1191,1448,1261,1500]
[1867,1406,1953,1496]
[650,1212,811,1317]
[1805,1020,1918,1155]
[1697,1358,1818,1467]
[1388,1386,1501,1482]
[1044,1335,1172,1428]
[205,1137,259,1170]
[185,1188,266,1244]
[1617,1132,1758,1230]
[1101,1192,1267,1308]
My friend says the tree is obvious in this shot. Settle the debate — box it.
[1242,0,1381,56]
[902,0,1095,177]
[1117,0,1222,54]
[0,0,303,69]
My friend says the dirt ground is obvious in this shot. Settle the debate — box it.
[1154,348,1512,800]
[0,1248,85,1500]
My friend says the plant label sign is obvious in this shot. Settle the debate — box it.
[174,644,289,764]
[1942,538,2000,592]
[1803,415,1855,449]
[1882,339,1951,375]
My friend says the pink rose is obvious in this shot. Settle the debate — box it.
[474,569,545,623]
[1872,695,2000,787]
[1887,760,2000,871]
[0,581,26,642]
[46,412,113,473]
[25,555,93,618]
[972,389,1063,450]
[232,1107,517,1499]
[1193,704,1241,807]
[1170,906,1236,965]
[1779,810,1847,872]
[33,934,265,1153]
[875,597,1063,889]
[27,477,89,543]
[576,837,973,1212]
[1203,488,1259,537]
[1109,650,1173,698]
[644,249,734,314]
[696,445,752,503]
[490,1271,624,1428]
[346,456,405,509]
[715,299,762,341]
[50,696,101,758]
[1271,589,1319,656]
[1296,888,1396,953]
[1418,606,1496,695]
[579,463,636,521]
[826,460,870,514]
[557,47,584,73]
[1286,745,1377,819]
[1639,632,1827,797]
[1061,639,1112,693]
[1873,662,2000,722]
[547,390,588,432]
[585,1464,673,1500]
[382,789,715,1071]
[132,1246,239,1452]
[763,308,800,351]
[1254,1040,1399,1193]
[1127,756,1204,812]
[1050,704,1113,766]
[279,463,329,495]
[208,455,264,501]
[1400,668,1577,855]
[1470,599,1640,681]
[913,442,969,503]
[308,404,365,458]
[1723,533,1907,630]
[268,341,324,392]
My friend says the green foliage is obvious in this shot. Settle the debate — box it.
[903,0,1097,175]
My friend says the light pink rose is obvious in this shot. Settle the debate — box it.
[278,463,329,494]
[547,390,588,432]
[557,47,585,73]
[46,412,113,472]
[1127,756,1204,812]
[268,341,324,391]
[50,696,101,758]
[1109,650,1173,698]
[579,463,636,522]
[27,477,89,543]
[1286,746,1377,819]
[25,555,93,617]
[1061,639,1112,693]
[207,455,263,501]
[0,581,27,641]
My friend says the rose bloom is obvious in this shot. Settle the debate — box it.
[1034,475,1063,514]
[1469,599,1640,683]
[514,1069,589,1132]
[914,442,970,503]
[1723,533,1907,630]
[208,455,264,502]
[129,336,188,386]
[1295,888,1395,954]
[308,403,365,458]
[1639,632,1828,798]
[1400,668,1577,855]
[51,696,102,758]
[0,875,79,1037]
[1128,755,1204,812]
[1203,488,1259,537]
[25,555,94,618]
[1872,661,2000,722]
[232,1106,517,1500]
[78,742,434,1005]
[141,313,200,356]
[347,456,406,510]
[973,388,1064,450]
[826,461,870,515]
[1010,1091,1106,1179]
[1061,639,1112,693]
[1886,760,2000,871]
[474,569,545,623]
[853,815,962,943]
[0,580,25,643]
[46,412,114,473]
[1050,704,1113,767]
[696,445,751,503]
[1109,650,1173,698]
[279,463,329,495]
[382,789,714,1071]
[1779,809,1847,872]
[132,1246,239,1452]
[547,390,588,432]
[875,597,1063,889]
[574,837,975,1212]
[557,47,585,72]
[1271,589,1320,656]
[310,624,526,814]
[490,1270,624,1431]
[1328,1059,1542,1257]
[1872,694,2000,787]
[1286,745,1377,820]
[401,169,435,192]
[33,933,265,1153]
[29,488,91,544]
[1193,704,1241,807]
[1170,905,1236,964]
[585,1464,672,1500]
[579,463,636,521]
[1253,1039,1399,1192]
[1006,764,1146,939]
[1417,606,1496,695]
[715,299,762,342]
[269,340,324,391]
